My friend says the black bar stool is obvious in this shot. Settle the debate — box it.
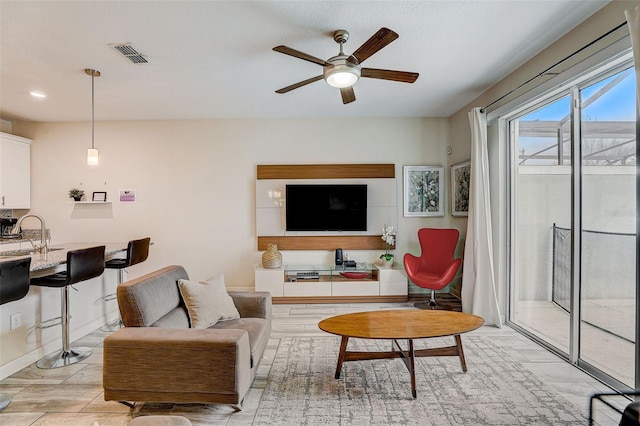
[101,237,150,331]
[0,257,32,411]
[30,245,105,369]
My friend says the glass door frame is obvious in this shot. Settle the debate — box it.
[505,92,574,361]
[503,57,638,391]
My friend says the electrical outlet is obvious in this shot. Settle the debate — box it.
[10,313,21,330]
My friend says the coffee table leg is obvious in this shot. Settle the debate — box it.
[408,339,417,399]
[455,334,468,372]
[335,336,349,379]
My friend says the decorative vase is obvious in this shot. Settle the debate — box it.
[262,243,282,269]
[380,256,394,269]
[73,196,82,202]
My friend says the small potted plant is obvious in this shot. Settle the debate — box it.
[379,224,396,268]
[68,188,85,202]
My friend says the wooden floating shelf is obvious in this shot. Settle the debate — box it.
[258,235,394,251]
[257,164,395,180]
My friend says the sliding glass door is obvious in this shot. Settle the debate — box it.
[508,63,637,389]
[510,94,572,354]
[578,68,636,386]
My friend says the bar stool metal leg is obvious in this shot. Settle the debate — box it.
[36,286,93,369]
[101,268,125,332]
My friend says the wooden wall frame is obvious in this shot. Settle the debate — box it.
[258,236,394,251]
[257,163,396,251]
[257,164,395,180]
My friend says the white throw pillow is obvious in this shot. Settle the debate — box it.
[178,279,223,328]
[204,274,240,321]
[177,274,241,328]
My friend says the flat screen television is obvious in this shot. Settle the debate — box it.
[285,184,367,231]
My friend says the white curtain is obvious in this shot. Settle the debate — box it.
[626,5,639,108]
[461,107,502,327]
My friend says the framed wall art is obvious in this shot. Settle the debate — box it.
[119,189,136,203]
[92,191,107,202]
[451,160,470,216]
[403,165,444,217]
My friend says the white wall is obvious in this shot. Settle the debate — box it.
[14,117,455,284]
[2,116,455,377]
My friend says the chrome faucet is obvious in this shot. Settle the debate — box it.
[12,214,48,254]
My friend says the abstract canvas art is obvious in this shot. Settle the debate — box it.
[451,160,470,216]
[403,165,444,217]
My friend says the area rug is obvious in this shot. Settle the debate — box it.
[254,336,586,425]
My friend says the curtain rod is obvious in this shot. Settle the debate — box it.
[480,21,628,114]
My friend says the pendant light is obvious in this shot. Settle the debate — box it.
[84,68,101,166]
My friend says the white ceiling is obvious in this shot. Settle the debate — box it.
[0,1,608,122]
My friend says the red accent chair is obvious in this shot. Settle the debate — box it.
[404,228,462,309]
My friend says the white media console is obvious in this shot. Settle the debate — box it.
[255,263,408,304]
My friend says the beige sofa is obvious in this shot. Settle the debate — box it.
[103,265,272,407]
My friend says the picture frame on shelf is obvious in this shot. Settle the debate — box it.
[451,160,470,217]
[92,191,107,202]
[403,165,444,217]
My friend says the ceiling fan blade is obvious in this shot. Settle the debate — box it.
[340,87,356,104]
[361,68,419,83]
[273,45,328,66]
[350,27,399,64]
[275,75,323,94]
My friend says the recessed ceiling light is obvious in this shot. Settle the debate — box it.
[29,91,47,99]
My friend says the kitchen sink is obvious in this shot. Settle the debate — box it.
[0,247,64,257]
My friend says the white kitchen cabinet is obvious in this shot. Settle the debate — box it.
[0,132,31,209]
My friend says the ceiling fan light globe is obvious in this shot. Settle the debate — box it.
[323,57,361,88]
[325,70,359,88]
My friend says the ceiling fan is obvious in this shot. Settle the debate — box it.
[273,27,419,104]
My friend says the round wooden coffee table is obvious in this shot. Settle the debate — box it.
[318,309,484,398]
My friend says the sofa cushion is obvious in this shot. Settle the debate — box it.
[210,317,270,368]
[178,279,223,328]
[177,275,241,328]
[152,307,190,328]
[203,274,240,321]
[118,265,189,327]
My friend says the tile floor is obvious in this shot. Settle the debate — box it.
[0,301,631,425]
[516,299,636,386]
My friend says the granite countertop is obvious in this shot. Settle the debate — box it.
[0,242,127,278]
[0,237,30,244]
[0,229,52,245]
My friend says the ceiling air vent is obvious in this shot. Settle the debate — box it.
[110,43,148,64]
